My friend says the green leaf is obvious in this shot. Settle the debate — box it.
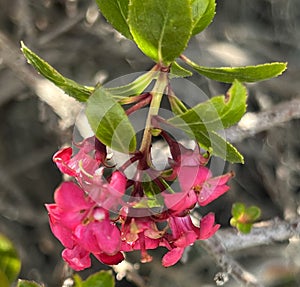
[184,59,287,83]
[128,0,193,64]
[95,0,132,40]
[167,118,244,163]
[209,80,247,128]
[169,80,247,130]
[229,217,237,227]
[107,70,157,99]
[17,280,43,287]
[168,95,188,116]
[231,202,245,219]
[0,234,21,284]
[245,206,261,221]
[167,80,246,162]
[201,131,244,163]
[236,222,253,234]
[191,0,216,35]
[230,203,261,233]
[86,86,136,153]
[82,271,114,287]
[21,42,93,102]
[170,62,193,78]
[73,274,83,287]
[165,114,243,163]
[140,175,164,208]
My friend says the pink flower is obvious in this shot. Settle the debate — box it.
[46,181,124,270]
[165,143,209,181]
[49,133,231,270]
[53,136,103,179]
[46,182,93,242]
[162,213,220,267]
[74,210,121,255]
[84,170,127,211]
[178,166,234,206]
[62,245,91,271]
[162,189,197,216]
[94,252,124,265]
[198,212,220,239]
[120,213,163,263]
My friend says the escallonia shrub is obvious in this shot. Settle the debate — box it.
[21,0,286,272]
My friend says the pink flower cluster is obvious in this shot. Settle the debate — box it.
[46,136,233,270]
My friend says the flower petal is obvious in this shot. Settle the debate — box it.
[162,247,184,267]
[177,166,200,192]
[74,223,101,253]
[193,166,212,186]
[53,147,77,177]
[94,252,124,265]
[95,220,121,255]
[163,189,197,215]
[54,182,91,210]
[109,171,127,195]
[199,213,220,239]
[62,246,91,271]
[47,208,75,249]
[174,230,198,248]
[197,182,230,206]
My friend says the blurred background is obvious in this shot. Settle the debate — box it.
[0,0,299,286]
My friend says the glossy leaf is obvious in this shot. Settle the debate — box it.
[21,42,92,102]
[86,86,136,153]
[170,62,193,78]
[168,80,247,130]
[244,206,261,221]
[231,202,245,219]
[82,271,114,287]
[208,79,247,128]
[168,95,188,116]
[73,274,83,287]
[184,58,287,83]
[197,130,244,163]
[166,122,244,163]
[230,203,261,234]
[140,175,164,208]
[191,0,216,35]
[17,280,43,287]
[128,0,193,64]
[0,234,21,284]
[107,70,157,99]
[167,80,246,162]
[236,222,253,234]
[164,113,243,163]
[95,0,132,40]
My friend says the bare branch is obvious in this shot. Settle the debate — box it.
[218,217,300,252]
[226,98,300,143]
[0,31,82,129]
[199,234,264,287]
[196,217,300,286]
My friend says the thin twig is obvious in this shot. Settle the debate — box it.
[0,31,82,129]
[198,234,264,287]
[38,11,86,46]
[196,217,300,286]
[226,98,300,143]
[217,217,300,252]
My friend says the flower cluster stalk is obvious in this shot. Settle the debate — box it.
[139,70,168,154]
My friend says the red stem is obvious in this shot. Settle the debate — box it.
[125,93,152,116]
